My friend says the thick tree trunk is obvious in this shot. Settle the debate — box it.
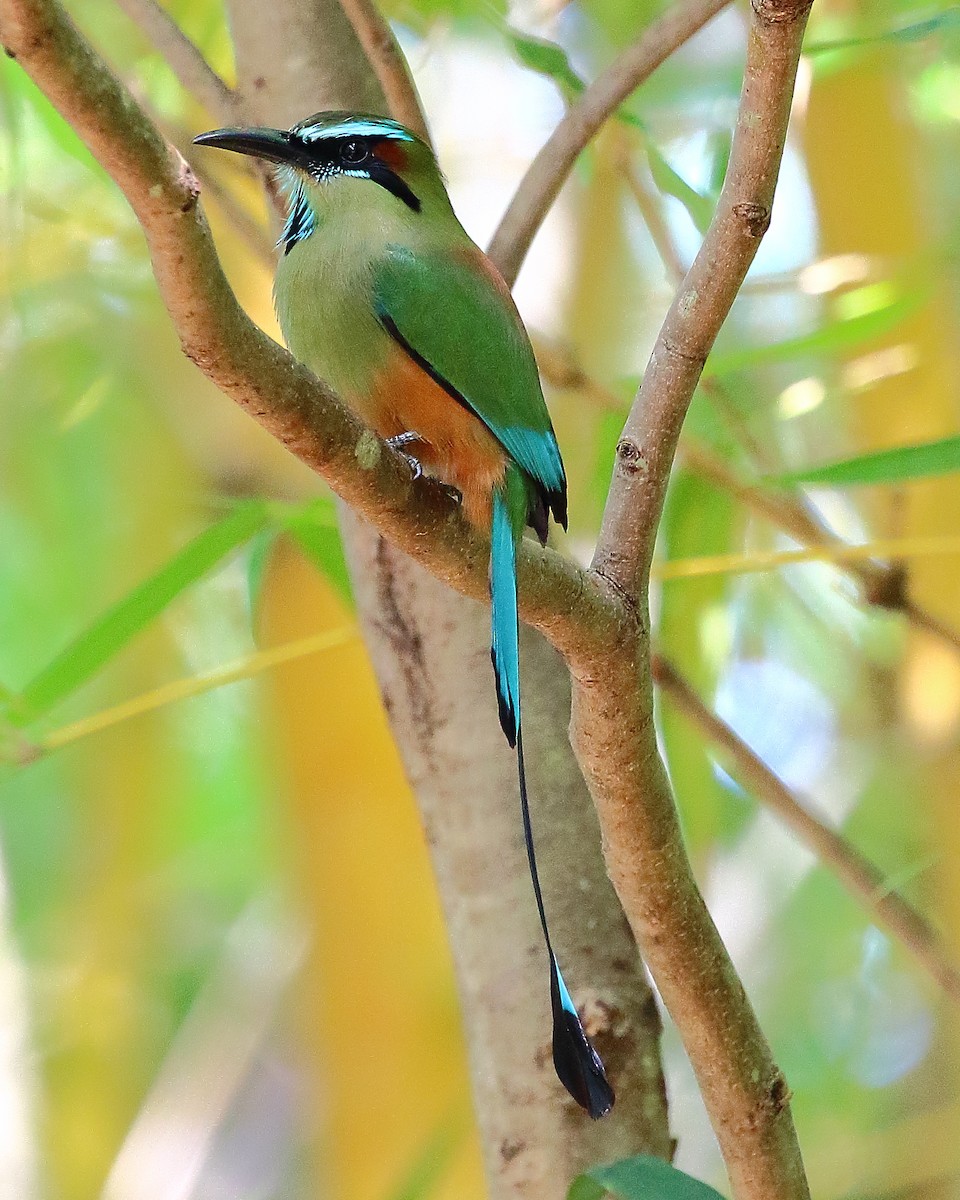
[226,3,672,1192]
[344,518,672,1193]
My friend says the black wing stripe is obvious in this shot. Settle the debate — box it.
[377,310,478,420]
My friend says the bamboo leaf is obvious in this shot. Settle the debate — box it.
[9,501,269,724]
[506,29,586,97]
[570,1156,726,1200]
[773,434,960,488]
[280,498,354,606]
[702,287,922,378]
[505,29,643,129]
[646,142,714,233]
[246,525,281,625]
[806,9,960,56]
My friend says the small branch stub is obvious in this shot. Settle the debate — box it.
[615,439,648,478]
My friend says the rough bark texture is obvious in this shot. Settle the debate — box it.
[344,514,671,1193]
[226,5,671,1194]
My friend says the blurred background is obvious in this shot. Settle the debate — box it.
[3,0,960,1195]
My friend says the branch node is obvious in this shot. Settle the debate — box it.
[751,0,813,23]
[615,437,650,478]
[590,565,641,622]
[733,201,771,238]
[659,337,706,366]
[863,562,909,611]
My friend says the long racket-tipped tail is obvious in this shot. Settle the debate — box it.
[490,485,615,1119]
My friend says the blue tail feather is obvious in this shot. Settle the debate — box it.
[489,487,614,1119]
[490,489,520,748]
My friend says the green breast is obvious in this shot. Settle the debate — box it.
[273,211,391,403]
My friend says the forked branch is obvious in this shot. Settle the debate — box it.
[1,0,817,1195]
[0,0,608,666]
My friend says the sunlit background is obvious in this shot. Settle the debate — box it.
[3,0,960,1196]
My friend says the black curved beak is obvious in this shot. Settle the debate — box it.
[192,126,308,167]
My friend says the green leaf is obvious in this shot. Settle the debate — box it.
[503,29,642,132]
[646,142,714,234]
[806,9,960,56]
[703,286,922,378]
[10,501,269,725]
[568,1177,606,1200]
[506,29,586,97]
[570,1155,726,1200]
[773,434,960,488]
[506,27,713,234]
[280,498,354,607]
[246,526,281,626]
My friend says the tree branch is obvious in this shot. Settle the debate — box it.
[652,653,960,1005]
[335,0,430,140]
[3,0,817,1193]
[112,0,235,117]
[565,3,814,1198]
[487,0,733,287]
[0,0,612,668]
[593,0,813,600]
[619,127,960,653]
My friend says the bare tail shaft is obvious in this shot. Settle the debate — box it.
[490,487,614,1118]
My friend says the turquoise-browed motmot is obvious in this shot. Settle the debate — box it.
[195,112,614,1118]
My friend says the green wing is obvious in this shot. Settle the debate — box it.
[373,244,566,499]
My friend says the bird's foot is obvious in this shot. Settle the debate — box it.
[436,482,462,504]
[386,431,421,450]
[400,453,423,481]
[386,432,424,481]
[385,432,460,504]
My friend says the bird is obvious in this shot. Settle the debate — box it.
[194,111,614,1118]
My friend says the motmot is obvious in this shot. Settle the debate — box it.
[195,112,614,1118]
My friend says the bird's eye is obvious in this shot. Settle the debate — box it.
[341,139,370,167]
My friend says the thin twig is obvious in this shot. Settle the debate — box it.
[654,535,960,581]
[39,628,356,754]
[652,653,960,1005]
[335,0,429,140]
[620,134,960,650]
[568,3,815,1198]
[902,597,960,655]
[593,0,814,598]
[113,0,235,118]
[618,148,686,283]
[488,0,733,286]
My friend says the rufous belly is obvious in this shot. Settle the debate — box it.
[367,344,507,529]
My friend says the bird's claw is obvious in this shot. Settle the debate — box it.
[386,431,424,481]
[386,431,421,450]
[385,431,460,503]
[399,452,423,481]
[436,481,462,504]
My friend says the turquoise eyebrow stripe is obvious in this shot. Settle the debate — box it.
[298,121,415,142]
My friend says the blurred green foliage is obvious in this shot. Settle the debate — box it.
[3,0,960,1197]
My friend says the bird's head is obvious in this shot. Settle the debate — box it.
[194,111,446,253]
